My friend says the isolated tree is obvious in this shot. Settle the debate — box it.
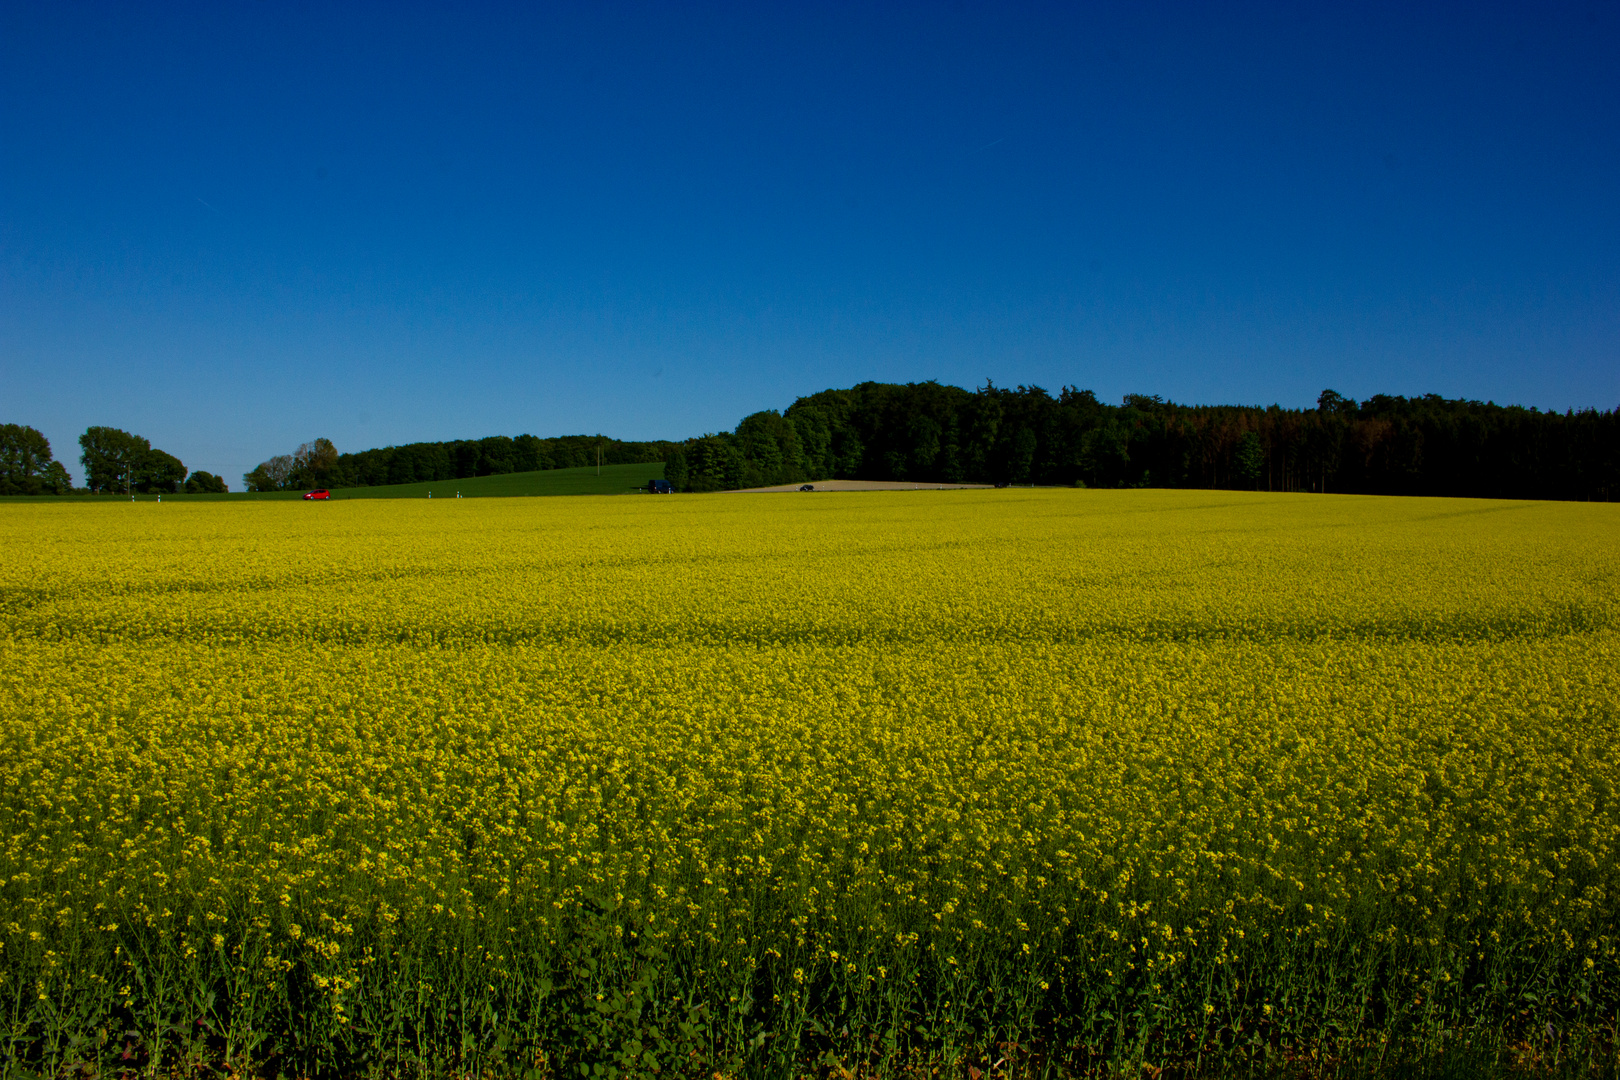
[79,426,150,493]
[135,448,187,494]
[184,471,228,494]
[0,424,60,494]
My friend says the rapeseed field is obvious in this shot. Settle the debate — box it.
[1,490,1617,1077]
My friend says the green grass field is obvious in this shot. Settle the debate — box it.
[0,461,666,502]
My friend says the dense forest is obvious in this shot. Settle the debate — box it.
[664,382,1619,501]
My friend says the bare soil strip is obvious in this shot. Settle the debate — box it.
[724,479,994,493]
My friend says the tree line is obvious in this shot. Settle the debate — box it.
[243,434,679,491]
[663,381,1619,500]
[0,424,225,495]
[10,385,1616,501]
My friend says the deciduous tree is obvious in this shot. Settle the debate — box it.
[79,427,149,494]
[135,448,187,494]
[184,470,228,494]
[0,424,68,494]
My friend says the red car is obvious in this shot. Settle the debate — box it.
[303,489,330,500]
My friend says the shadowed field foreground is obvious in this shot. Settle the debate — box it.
[2,491,1618,1077]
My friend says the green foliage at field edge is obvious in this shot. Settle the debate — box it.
[0,461,667,502]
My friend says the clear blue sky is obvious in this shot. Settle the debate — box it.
[4,2,1617,486]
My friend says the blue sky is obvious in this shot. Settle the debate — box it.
[4,2,1617,486]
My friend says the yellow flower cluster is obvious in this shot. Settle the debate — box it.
[1,490,1617,1075]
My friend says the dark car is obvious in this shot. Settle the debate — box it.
[303,488,330,500]
[648,479,673,494]
[799,484,815,491]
